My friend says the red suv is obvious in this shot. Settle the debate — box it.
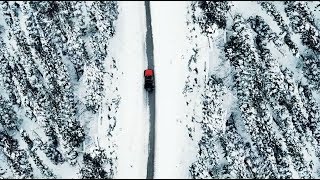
[144,69,155,92]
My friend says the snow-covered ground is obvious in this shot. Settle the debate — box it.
[1,1,320,179]
[150,1,200,178]
[110,1,149,179]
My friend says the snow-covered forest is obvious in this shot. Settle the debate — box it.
[0,1,119,178]
[185,1,320,179]
[0,1,320,179]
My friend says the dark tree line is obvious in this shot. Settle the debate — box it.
[285,1,320,52]
[0,1,119,178]
[0,131,33,178]
[194,1,230,33]
[188,1,320,178]
[259,1,299,56]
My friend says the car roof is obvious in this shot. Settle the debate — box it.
[145,69,153,76]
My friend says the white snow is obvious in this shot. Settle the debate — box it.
[308,2,320,29]
[150,1,199,178]
[109,1,149,178]
[1,1,320,179]
[230,1,282,35]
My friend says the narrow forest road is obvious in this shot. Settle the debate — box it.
[145,1,156,179]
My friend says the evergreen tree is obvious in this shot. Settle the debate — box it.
[0,131,33,178]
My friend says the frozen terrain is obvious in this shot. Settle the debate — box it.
[1,1,320,179]
[151,1,200,178]
[111,1,148,178]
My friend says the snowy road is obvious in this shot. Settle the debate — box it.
[112,2,149,178]
[145,1,156,179]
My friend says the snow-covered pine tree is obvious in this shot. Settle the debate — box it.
[82,1,118,113]
[252,18,314,178]
[225,14,280,178]
[0,96,18,131]
[221,114,252,179]
[63,1,89,80]
[285,1,320,52]
[190,75,230,178]
[0,131,33,178]
[20,130,57,178]
[80,147,114,179]
[259,2,299,56]
[196,1,230,32]
[301,55,320,89]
